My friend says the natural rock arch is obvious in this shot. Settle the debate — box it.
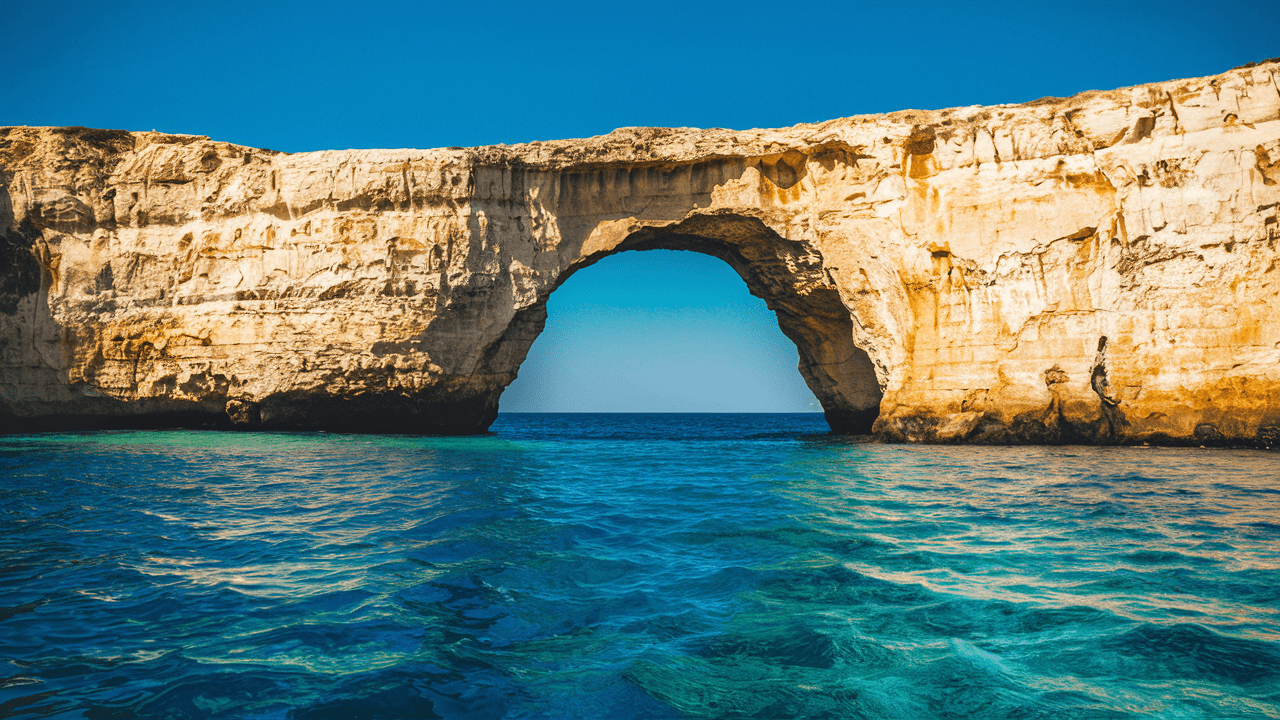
[3,61,1279,445]
[486,214,884,432]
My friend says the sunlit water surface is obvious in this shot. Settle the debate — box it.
[2,414,1278,719]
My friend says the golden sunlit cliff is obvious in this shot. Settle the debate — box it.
[2,60,1279,445]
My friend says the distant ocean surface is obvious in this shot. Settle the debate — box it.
[2,413,1279,719]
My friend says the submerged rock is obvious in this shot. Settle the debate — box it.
[2,61,1279,445]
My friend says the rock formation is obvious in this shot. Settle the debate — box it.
[3,61,1279,445]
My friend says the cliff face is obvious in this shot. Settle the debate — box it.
[3,61,1279,444]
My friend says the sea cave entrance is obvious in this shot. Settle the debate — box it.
[491,215,884,433]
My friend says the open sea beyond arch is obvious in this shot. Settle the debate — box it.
[1,413,1278,719]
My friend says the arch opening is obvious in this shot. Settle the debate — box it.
[501,249,821,413]
[487,213,884,433]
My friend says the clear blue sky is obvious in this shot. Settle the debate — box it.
[499,250,822,412]
[6,0,1276,411]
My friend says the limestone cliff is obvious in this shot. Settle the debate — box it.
[3,61,1279,445]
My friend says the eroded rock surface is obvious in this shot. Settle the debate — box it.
[3,61,1279,444]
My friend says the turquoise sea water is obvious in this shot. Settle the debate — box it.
[1,413,1278,719]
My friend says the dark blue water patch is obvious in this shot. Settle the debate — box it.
[1101,622,1280,685]
[1,415,1278,718]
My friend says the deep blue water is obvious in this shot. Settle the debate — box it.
[2,413,1279,719]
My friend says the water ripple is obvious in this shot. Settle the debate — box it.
[1,415,1277,718]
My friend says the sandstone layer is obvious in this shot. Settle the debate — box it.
[3,61,1279,445]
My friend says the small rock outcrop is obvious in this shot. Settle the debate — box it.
[3,61,1279,445]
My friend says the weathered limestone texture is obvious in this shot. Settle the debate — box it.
[3,61,1279,444]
